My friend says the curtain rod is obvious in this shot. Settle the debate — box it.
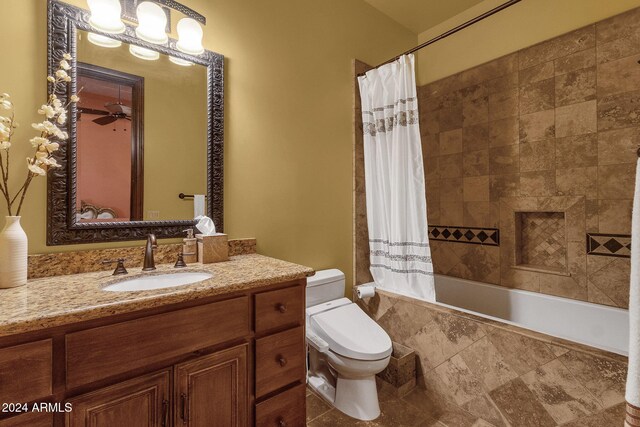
[357,0,523,77]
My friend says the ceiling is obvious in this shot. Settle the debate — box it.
[363,0,485,34]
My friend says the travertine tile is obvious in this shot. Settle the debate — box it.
[597,54,640,97]
[438,93,464,132]
[463,176,490,202]
[519,25,595,70]
[463,202,500,228]
[556,100,597,137]
[488,88,518,121]
[519,170,555,196]
[559,351,627,408]
[463,97,489,126]
[459,336,519,392]
[598,199,633,234]
[519,109,555,143]
[439,154,463,178]
[489,116,519,146]
[440,129,463,155]
[440,201,464,225]
[521,359,602,424]
[519,78,554,114]
[449,244,501,285]
[519,61,554,85]
[555,66,596,106]
[306,392,332,423]
[597,163,636,199]
[463,150,490,177]
[555,133,598,169]
[539,274,587,301]
[485,71,519,94]
[487,328,556,375]
[556,167,597,198]
[489,174,519,201]
[489,378,556,427]
[462,123,490,152]
[587,257,631,308]
[598,89,640,130]
[425,155,439,181]
[585,199,599,232]
[598,127,640,165]
[440,178,464,201]
[489,145,519,175]
[562,403,626,427]
[554,48,596,75]
[434,355,485,406]
[519,139,555,172]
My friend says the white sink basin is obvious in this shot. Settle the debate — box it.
[103,272,213,292]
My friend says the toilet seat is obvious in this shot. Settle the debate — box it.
[309,301,392,361]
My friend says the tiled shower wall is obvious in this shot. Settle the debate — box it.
[355,7,640,309]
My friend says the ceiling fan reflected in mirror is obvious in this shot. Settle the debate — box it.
[78,84,132,127]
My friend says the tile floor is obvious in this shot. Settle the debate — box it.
[306,385,443,427]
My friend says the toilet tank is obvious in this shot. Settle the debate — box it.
[306,269,345,307]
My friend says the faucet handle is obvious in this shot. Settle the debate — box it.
[102,258,128,276]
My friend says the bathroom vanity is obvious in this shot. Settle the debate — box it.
[0,254,312,427]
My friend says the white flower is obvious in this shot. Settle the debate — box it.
[56,70,69,80]
[52,98,62,108]
[47,76,55,83]
[57,112,67,125]
[35,152,59,168]
[0,99,12,110]
[37,104,56,118]
[40,141,59,153]
[0,141,10,150]
[53,128,68,140]
[70,95,80,103]
[27,161,46,176]
[60,60,71,70]
[30,136,48,147]
[63,53,72,60]
[0,123,9,138]
[32,121,56,133]
[0,93,9,99]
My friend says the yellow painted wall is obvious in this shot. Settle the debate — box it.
[0,0,415,295]
[416,0,640,86]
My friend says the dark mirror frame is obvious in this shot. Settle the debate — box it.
[47,0,224,245]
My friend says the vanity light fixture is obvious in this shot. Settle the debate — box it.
[87,0,125,34]
[135,1,169,45]
[129,45,160,61]
[169,57,194,66]
[87,32,122,48]
[176,18,204,56]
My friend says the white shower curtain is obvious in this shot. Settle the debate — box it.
[358,54,435,302]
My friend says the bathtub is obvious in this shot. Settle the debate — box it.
[376,274,629,356]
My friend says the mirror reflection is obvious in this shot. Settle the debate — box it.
[75,30,208,223]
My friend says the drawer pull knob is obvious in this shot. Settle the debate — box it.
[277,355,288,367]
[277,417,287,427]
[277,303,287,313]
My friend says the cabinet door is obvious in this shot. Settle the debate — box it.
[66,370,170,427]
[175,344,248,427]
[0,412,52,427]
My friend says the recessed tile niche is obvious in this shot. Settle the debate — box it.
[515,211,567,274]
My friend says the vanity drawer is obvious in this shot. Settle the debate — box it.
[255,383,305,427]
[66,297,249,389]
[0,339,52,404]
[255,326,305,398]
[254,285,304,334]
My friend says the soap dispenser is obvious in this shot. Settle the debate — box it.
[182,228,198,264]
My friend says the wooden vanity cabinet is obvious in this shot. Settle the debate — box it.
[0,279,306,427]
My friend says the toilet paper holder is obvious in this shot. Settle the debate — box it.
[356,284,376,299]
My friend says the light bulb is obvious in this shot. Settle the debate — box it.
[87,0,125,34]
[176,18,204,55]
[129,45,160,61]
[87,32,122,48]
[169,56,194,67]
[135,1,168,45]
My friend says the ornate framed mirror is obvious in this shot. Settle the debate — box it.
[47,0,223,245]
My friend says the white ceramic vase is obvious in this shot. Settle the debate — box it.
[0,216,28,288]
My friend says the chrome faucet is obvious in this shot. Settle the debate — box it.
[142,233,157,271]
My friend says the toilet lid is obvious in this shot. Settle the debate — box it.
[310,303,392,361]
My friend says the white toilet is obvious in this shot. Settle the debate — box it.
[306,269,392,421]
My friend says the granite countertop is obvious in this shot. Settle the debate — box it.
[0,254,314,338]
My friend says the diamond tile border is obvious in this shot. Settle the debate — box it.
[429,226,500,246]
[587,233,631,258]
